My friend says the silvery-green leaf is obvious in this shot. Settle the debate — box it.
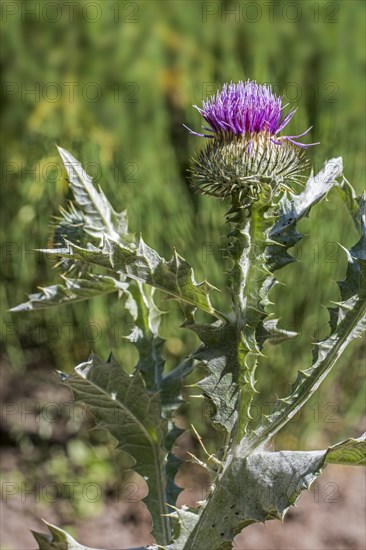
[32,521,104,550]
[325,432,366,465]
[271,157,343,245]
[180,434,365,550]
[126,283,166,392]
[243,186,365,450]
[189,321,241,432]
[32,521,157,550]
[49,238,223,320]
[10,275,126,311]
[57,146,128,241]
[61,353,170,545]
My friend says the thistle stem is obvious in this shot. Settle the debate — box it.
[226,192,272,443]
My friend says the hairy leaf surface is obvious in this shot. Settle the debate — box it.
[187,159,345,436]
[57,146,128,241]
[61,353,170,544]
[47,238,223,319]
[243,184,365,450]
[32,521,157,550]
[11,275,126,311]
[175,434,365,550]
[32,521,103,550]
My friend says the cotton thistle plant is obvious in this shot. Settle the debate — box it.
[187,80,317,207]
[13,81,366,550]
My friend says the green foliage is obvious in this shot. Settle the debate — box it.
[2,0,365,450]
[56,147,129,242]
[12,147,364,549]
[10,274,127,311]
[32,521,104,550]
[3,3,366,546]
[62,353,169,544]
[166,158,366,548]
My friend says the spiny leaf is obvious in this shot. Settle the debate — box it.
[32,521,104,550]
[127,283,166,392]
[244,184,366,450]
[189,321,241,432]
[164,424,186,507]
[166,506,200,550]
[10,274,127,311]
[270,157,344,260]
[260,158,344,304]
[125,283,190,507]
[32,520,157,550]
[46,237,224,320]
[325,433,366,465]
[181,434,365,550]
[57,146,128,241]
[264,158,344,290]
[62,353,170,545]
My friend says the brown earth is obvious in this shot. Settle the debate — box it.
[1,362,365,550]
[2,454,365,550]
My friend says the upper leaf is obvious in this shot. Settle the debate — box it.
[47,238,223,320]
[57,146,128,241]
[185,159,345,436]
[269,157,344,269]
[10,274,127,311]
[243,184,366,450]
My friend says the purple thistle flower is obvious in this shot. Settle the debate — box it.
[185,80,318,149]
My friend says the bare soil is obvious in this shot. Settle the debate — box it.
[1,362,365,550]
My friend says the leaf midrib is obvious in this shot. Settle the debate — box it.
[58,147,118,240]
[71,371,156,449]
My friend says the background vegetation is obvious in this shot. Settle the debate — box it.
[1,0,365,541]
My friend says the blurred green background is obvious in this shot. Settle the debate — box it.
[1,0,365,542]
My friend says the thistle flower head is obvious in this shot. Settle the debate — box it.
[186,80,318,206]
[188,80,315,148]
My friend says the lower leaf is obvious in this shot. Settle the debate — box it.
[178,434,365,550]
[32,520,157,550]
